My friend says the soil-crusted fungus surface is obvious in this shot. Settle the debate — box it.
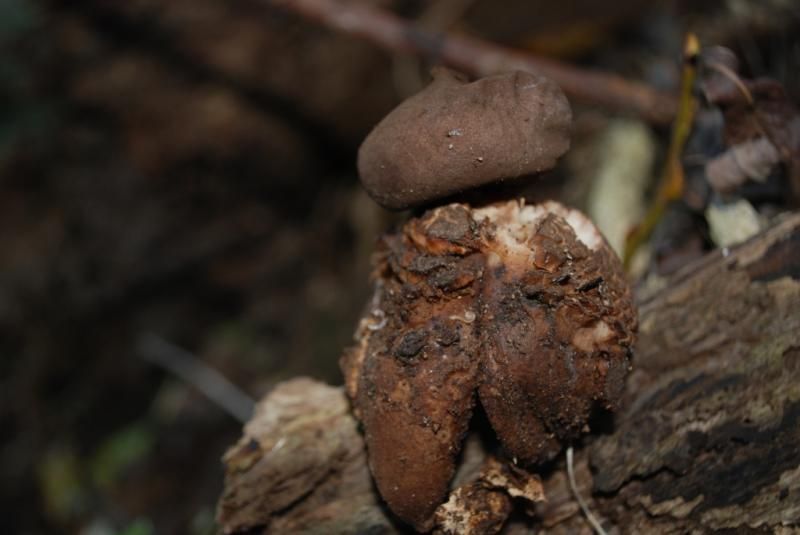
[340,199,637,531]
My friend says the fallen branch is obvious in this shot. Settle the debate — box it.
[268,0,678,123]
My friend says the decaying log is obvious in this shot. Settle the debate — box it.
[215,377,396,534]
[217,213,800,534]
[536,212,800,533]
[215,377,544,534]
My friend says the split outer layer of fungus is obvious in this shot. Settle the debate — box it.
[341,199,637,531]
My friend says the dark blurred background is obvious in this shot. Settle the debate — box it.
[1,0,798,533]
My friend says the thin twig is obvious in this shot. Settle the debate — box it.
[567,446,609,535]
[624,33,700,268]
[704,60,754,106]
[137,332,255,423]
[392,0,477,97]
[268,0,677,123]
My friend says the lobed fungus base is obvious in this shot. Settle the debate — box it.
[341,199,636,530]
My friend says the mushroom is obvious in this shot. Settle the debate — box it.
[358,68,572,210]
[341,199,636,531]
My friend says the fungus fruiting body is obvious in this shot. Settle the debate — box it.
[357,68,572,210]
[341,199,636,531]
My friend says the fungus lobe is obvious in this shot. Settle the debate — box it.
[341,200,636,531]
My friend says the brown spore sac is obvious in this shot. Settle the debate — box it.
[341,199,636,531]
[357,69,572,210]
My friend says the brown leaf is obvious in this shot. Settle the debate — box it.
[702,51,800,199]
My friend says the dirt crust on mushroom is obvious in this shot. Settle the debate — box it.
[341,199,636,531]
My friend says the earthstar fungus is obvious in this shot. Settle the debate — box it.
[341,199,637,531]
[348,68,634,531]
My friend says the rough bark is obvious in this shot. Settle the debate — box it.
[537,212,800,533]
[217,213,800,534]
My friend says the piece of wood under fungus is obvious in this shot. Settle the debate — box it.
[357,68,572,210]
[341,199,636,531]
